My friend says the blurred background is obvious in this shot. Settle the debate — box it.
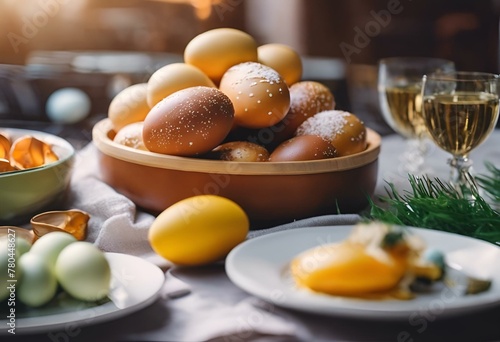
[0,0,499,143]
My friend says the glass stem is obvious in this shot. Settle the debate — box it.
[449,155,477,198]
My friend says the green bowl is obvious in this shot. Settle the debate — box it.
[0,128,75,224]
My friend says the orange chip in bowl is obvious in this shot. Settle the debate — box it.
[0,158,16,173]
[0,133,10,160]
[9,135,59,170]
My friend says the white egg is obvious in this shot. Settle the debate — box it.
[45,87,91,124]
[0,236,31,301]
[18,253,58,307]
[29,232,77,271]
[55,242,111,302]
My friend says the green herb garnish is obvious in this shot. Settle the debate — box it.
[380,229,405,248]
[368,174,500,245]
[476,161,500,204]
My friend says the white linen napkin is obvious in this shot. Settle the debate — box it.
[67,143,155,256]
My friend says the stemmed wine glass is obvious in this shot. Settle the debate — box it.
[378,57,456,175]
[421,71,500,195]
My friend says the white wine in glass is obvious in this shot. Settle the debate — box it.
[378,57,455,174]
[421,71,500,195]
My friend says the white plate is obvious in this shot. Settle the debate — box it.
[226,226,500,320]
[0,253,165,334]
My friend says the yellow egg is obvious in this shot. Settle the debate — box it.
[184,28,258,84]
[148,195,249,266]
[108,83,150,132]
[258,43,303,86]
[146,63,215,108]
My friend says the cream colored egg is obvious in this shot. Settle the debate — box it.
[18,253,58,307]
[0,236,31,301]
[55,242,111,302]
[258,43,303,86]
[147,63,215,108]
[184,28,258,84]
[29,231,77,271]
[108,83,150,132]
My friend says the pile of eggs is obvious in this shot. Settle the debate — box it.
[109,28,367,162]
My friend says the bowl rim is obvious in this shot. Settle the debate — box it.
[0,127,75,179]
[93,118,381,175]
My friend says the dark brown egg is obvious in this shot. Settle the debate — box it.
[142,86,234,156]
[208,141,269,162]
[269,135,337,162]
[296,110,367,157]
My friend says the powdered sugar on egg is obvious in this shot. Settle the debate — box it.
[219,62,290,129]
[296,110,367,157]
[143,86,234,156]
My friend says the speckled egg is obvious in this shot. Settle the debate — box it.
[208,141,269,162]
[296,110,367,157]
[113,121,147,150]
[219,62,290,129]
[143,86,234,156]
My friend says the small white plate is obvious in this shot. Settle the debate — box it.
[226,226,500,320]
[1,253,165,334]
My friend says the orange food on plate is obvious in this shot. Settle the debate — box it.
[290,222,442,299]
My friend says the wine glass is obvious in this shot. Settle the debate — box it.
[378,57,456,175]
[421,71,500,195]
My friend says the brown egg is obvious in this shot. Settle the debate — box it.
[258,43,303,86]
[113,122,147,150]
[296,110,367,157]
[208,141,269,162]
[219,62,290,129]
[184,28,258,84]
[146,63,215,108]
[108,83,150,132]
[266,81,336,148]
[143,86,234,156]
[269,135,337,162]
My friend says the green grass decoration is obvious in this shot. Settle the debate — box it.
[476,161,500,204]
[368,170,500,246]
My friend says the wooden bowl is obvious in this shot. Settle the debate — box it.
[93,119,381,227]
